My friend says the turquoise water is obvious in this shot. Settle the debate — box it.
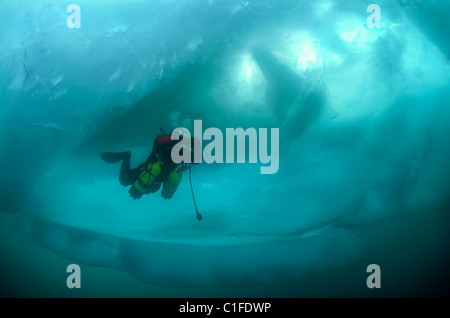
[0,0,449,297]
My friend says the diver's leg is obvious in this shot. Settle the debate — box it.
[100,151,135,186]
[100,151,131,163]
[117,151,134,186]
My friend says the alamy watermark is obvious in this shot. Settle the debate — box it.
[66,264,81,288]
[367,4,381,28]
[366,264,381,288]
[170,120,279,175]
[66,4,81,29]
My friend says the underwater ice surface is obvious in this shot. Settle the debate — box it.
[1,0,450,296]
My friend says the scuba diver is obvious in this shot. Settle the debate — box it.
[100,129,195,200]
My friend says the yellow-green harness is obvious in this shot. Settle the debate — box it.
[133,160,182,199]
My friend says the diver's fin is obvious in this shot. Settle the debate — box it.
[100,151,131,163]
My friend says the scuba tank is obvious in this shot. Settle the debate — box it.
[132,161,163,194]
[161,170,182,199]
[130,160,182,199]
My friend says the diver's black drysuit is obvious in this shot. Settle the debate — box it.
[101,135,181,200]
